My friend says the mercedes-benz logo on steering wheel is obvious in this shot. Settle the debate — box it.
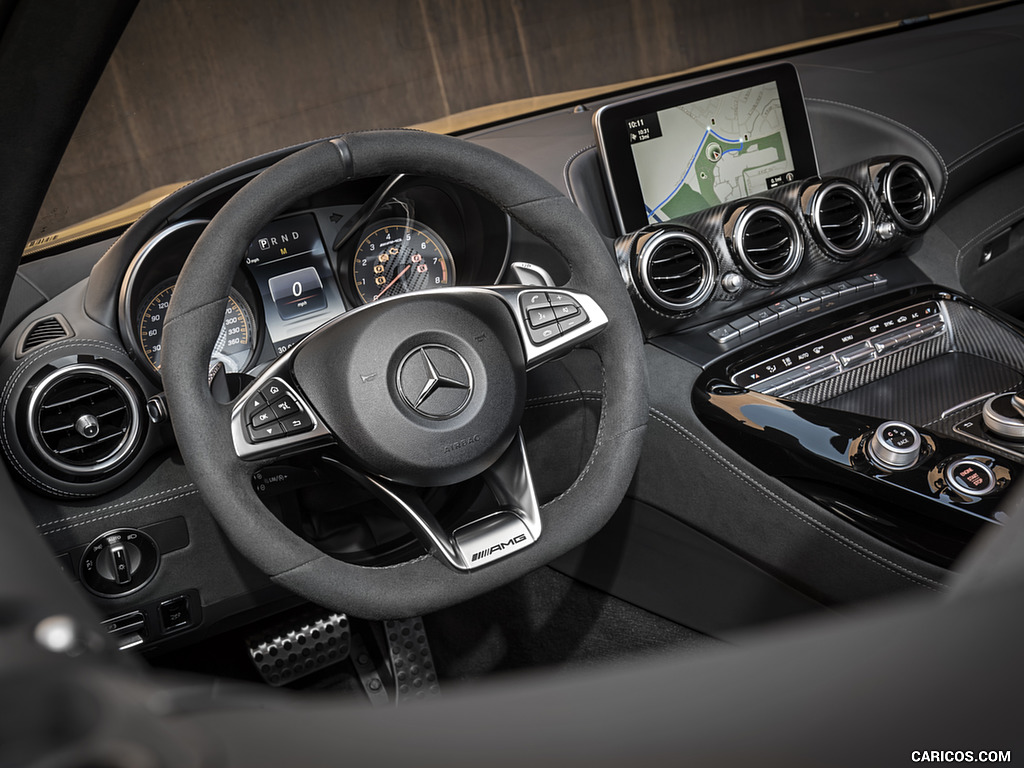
[397,345,473,419]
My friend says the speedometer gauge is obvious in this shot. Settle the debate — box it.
[138,280,255,376]
[352,219,454,304]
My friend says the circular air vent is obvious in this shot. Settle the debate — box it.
[27,364,142,477]
[727,202,803,282]
[805,179,874,258]
[878,159,935,232]
[635,228,717,312]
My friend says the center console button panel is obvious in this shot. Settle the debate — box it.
[731,300,945,398]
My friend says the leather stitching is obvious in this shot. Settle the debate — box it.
[36,482,197,530]
[40,489,201,536]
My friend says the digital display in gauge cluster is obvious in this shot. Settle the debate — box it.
[243,213,345,356]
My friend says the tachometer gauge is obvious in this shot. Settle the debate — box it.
[138,280,255,376]
[352,218,455,304]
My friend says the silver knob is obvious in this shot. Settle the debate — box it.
[867,421,922,470]
[982,393,1024,441]
[75,413,100,439]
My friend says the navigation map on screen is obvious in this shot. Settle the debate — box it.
[629,81,796,224]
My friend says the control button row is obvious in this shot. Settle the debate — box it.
[243,378,314,443]
[871,316,943,354]
[731,300,941,391]
[760,358,840,396]
[520,291,589,346]
[708,272,887,344]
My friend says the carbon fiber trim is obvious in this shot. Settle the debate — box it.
[780,299,1024,449]
[790,335,949,405]
[946,300,1024,371]
[819,352,1020,426]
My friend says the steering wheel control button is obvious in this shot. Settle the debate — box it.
[945,458,997,496]
[243,392,269,413]
[249,421,288,442]
[557,311,589,334]
[527,306,557,328]
[397,345,473,419]
[529,324,560,345]
[867,421,922,470]
[251,407,276,428]
[270,395,299,419]
[552,303,580,320]
[520,291,550,310]
[281,411,313,434]
[261,380,287,403]
[546,292,576,308]
[80,528,159,598]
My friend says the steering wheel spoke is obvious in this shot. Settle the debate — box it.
[327,431,541,572]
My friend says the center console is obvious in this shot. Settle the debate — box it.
[679,275,1024,568]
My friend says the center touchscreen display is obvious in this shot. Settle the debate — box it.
[595,63,817,233]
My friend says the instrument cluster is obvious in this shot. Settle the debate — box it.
[119,177,510,383]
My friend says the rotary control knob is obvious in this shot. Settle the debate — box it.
[867,421,922,470]
[982,393,1024,441]
[80,528,159,597]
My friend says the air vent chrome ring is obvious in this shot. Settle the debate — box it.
[26,363,143,477]
[635,228,717,312]
[728,202,803,283]
[806,179,874,258]
[879,159,935,232]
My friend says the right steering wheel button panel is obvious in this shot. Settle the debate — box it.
[520,291,587,345]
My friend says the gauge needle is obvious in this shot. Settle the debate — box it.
[375,264,410,300]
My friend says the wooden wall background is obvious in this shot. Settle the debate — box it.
[32,0,977,240]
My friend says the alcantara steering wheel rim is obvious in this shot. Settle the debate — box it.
[161,130,648,619]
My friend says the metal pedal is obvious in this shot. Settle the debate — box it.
[382,617,440,703]
[350,627,391,707]
[246,609,350,686]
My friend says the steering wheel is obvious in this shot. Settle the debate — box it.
[161,130,648,619]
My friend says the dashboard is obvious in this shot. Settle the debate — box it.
[5,3,1024,657]
[120,176,510,385]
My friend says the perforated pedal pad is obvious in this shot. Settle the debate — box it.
[383,617,440,703]
[246,609,350,686]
